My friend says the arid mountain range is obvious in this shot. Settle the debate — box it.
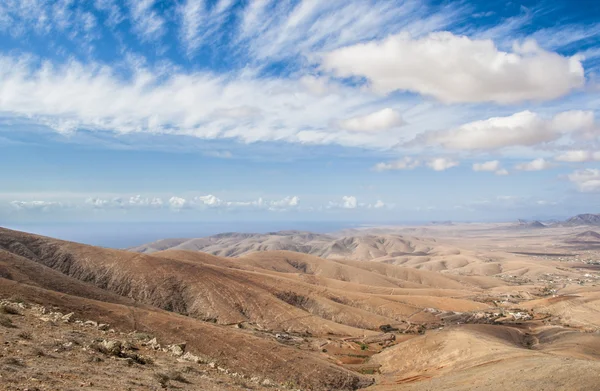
[2,222,600,390]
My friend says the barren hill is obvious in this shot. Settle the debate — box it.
[3,226,600,390]
[564,213,600,226]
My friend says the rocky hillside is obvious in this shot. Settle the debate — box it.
[129,231,437,261]
[564,213,600,226]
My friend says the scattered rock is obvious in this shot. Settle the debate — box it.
[100,340,122,356]
[178,351,204,364]
[61,312,75,323]
[167,342,186,357]
[363,333,395,344]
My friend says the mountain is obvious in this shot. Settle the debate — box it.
[568,230,600,243]
[564,213,600,226]
[3,226,600,390]
[514,219,546,229]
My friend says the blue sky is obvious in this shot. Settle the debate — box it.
[1,0,600,230]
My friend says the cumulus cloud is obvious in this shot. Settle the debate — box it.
[328,196,358,209]
[337,108,404,132]
[424,110,596,150]
[86,195,163,209]
[472,160,500,172]
[568,169,600,192]
[514,158,554,171]
[9,200,63,212]
[472,160,508,175]
[269,196,299,210]
[427,158,459,171]
[555,150,600,162]
[168,196,189,210]
[369,200,386,209]
[373,157,420,172]
[321,32,584,104]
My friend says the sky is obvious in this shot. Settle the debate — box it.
[1,0,600,242]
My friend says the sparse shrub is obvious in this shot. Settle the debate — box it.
[4,357,24,367]
[132,332,153,341]
[358,367,378,375]
[9,296,25,304]
[0,305,21,315]
[167,370,189,383]
[18,331,32,340]
[0,315,16,328]
[379,324,398,333]
[359,342,368,351]
[275,291,310,309]
[154,372,170,388]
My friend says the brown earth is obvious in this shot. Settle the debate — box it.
[2,225,600,390]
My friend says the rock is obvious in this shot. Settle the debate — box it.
[84,320,98,327]
[262,379,276,387]
[168,342,186,356]
[275,333,304,344]
[146,338,160,350]
[98,324,110,331]
[61,312,75,323]
[178,351,204,364]
[363,333,396,344]
[208,362,216,368]
[100,340,122,355]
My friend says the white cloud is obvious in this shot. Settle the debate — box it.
[321,32,584,104]
[168,196,188,210]
[555,150,600,162]
[514,158,554,171]
[427,158,459,171]
[342,196,357,209]
[373,157,420,172]
[179,0,206,54]
[472,160,508,175]
[9,200,63,211]
[337,108,404,132]
[370,200,385,209]
[0,54,405,150]
[86,195,164,209]
[270,195,299,208]
[472,160,500,172]
[328,196,358,209]
[127,0,165,41]
[568,169,600,192]
[425,110,596,150]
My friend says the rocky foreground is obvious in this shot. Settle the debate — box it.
[0,299,283,391]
